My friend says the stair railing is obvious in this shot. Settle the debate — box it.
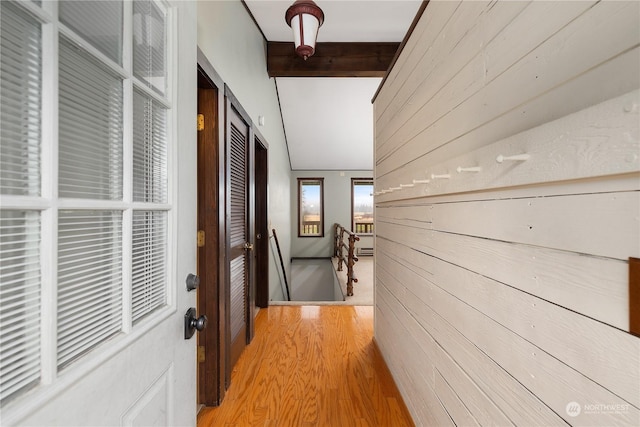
[334,223,359,296]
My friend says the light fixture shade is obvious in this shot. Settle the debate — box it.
[285,0,324,60]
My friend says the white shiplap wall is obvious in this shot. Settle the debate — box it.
[373,1,640,426]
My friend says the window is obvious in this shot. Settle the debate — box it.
[298,178,324,237]
[352,178,374,234]
[0,0,172,405]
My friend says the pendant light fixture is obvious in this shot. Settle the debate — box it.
[285,0,325,60]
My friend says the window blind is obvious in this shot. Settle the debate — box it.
[58,37,123,200]
[0,0,174,406]
[0,211,41,405]
[57,211,122,369]
[133,0,166,95]
[0,1,41,196]
[59,0,123,65]
[132,211,167,323]
[133,91,167,203]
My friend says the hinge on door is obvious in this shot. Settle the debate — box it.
[197,230,205,247]
[198,345,205,363]
[197,114,204,131]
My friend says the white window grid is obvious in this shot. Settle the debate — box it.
[0,0,177,406]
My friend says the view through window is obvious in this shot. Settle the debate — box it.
[352,179,374,234]
[298,178,324,237]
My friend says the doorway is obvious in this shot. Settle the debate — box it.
[226,102,251,373]
[196,56,270,406]
[254,137,269,308]
[196,65,225,406]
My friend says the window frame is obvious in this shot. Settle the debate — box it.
[297,178,324,238]
[351,178,374,235]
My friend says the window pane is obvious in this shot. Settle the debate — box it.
[299,179,323,237]
[58,37,123,200]
[133,91,167,203]
[0,210,41,405]
[59,0,123,65]
[0,1,41,196]
[353,180,374,234]
[133,0,166,95]
[57,210,122,369]
[132,211,167,323]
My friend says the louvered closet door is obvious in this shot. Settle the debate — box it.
[228,107,249,370]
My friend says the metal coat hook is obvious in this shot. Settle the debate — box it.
[496,153,530,163]
[413,179,430,184]
[400,183,414,188]
[390,186,402,191]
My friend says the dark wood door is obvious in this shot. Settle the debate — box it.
[196,67,225,406]
[227,105,250,371]
[255,137,269,308]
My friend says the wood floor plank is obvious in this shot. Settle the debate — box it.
[197,306,414,427]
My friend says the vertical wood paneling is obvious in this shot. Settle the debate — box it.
[373,1,640,426]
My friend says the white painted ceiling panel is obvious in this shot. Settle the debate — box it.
[245,0,422,42]
[278,77,381,170]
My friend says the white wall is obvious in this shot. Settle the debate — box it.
[374,1,640,426]
[290,170,373,258]
[197,0,291,300]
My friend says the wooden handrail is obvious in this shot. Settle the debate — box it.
[340,227,359,237]
[333,223,360,296]
[271,229,290,301]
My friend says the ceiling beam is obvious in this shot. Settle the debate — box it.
[267,42,400,78]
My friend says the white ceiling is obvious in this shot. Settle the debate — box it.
[279,77,381,170]
[245,0,422,170]
[246,0,422,42]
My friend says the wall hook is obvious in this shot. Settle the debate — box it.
[496,153,530,163]
[400,183,415,188]
[431,173,451,180]
[413,179,430,184]
[390,186,402,191]
[456,166,482,173]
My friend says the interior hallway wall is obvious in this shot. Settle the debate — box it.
[291,170,373,258]
[197,0,291,300]
[373,1,639,425]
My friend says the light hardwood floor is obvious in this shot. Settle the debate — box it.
[197,305,414,426]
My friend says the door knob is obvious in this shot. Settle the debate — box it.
[244,242,254,251]
[184,307,207,339]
